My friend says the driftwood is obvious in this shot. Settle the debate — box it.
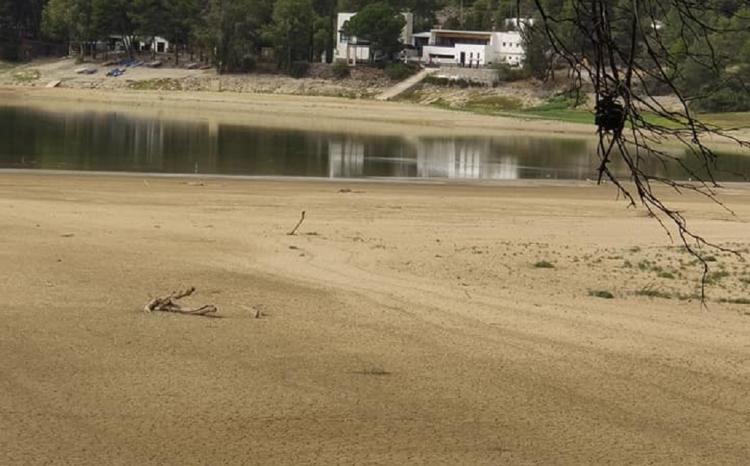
[287,210,306,236]
[144,287,217,316]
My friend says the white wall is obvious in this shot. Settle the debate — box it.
[490,31,524,65]
[137,36,170,54]
[419,29,526,67]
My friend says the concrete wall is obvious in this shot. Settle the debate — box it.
[431,67,499,86]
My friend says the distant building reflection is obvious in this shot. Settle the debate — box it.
[416,139,521,180]
[327,137,523,180]
[328,139,364,178]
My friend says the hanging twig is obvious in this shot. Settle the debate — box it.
[287,210,306,236]
[524,0,749,303]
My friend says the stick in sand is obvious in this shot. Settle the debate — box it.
[287,210,306,236]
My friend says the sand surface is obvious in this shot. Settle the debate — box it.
[1,173,749,465]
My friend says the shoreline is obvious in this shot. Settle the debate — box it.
[0,85,603,139]
[4,168,750,190]
[4,86,749,153]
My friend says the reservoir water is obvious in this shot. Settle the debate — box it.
[1,104,748,181]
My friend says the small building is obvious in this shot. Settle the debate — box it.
[420,29,525,67]
[104,35,170,54]
[137,36,171,54]
[335,12,414,65]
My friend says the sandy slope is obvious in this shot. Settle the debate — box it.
[1,173,749,465]
[0,86,596,140]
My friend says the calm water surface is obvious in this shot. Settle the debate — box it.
[1,105,748,181]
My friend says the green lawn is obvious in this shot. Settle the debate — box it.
[701,112,750,129]
[430,95,750,131]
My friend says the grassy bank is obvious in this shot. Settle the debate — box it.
[406,89,750,131]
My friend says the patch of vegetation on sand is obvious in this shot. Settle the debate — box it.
[128,78,183,91]
[718,297,750,305]
[463,95,525,113]
[12,69,40,82]
[589,290,615,299]
[356,366,391,376]
[534,260,555,269]
[635,288,673,300]
[0,61,17,72]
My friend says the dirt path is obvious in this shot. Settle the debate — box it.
[1,173,748,465]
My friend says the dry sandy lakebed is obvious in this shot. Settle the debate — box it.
[0,173,749,465]
[1,90,750,465]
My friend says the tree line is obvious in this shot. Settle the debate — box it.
[0,0,443,72]
[1,0,749,111]
[521,0,750,111]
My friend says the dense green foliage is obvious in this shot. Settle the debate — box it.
[519,0,750,111]
[264,0,313,71]
[343,2,405,60]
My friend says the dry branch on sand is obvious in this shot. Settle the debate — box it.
[144,287,217,316]
[287,210,306,236]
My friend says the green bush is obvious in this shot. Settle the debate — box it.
[331,60,350,79]
[589,290,615,299]
[533,260,555,269]
[694,81,750,112]
[289,61,310,78]
[493,63,531,82]
[384,63,418,81]
[423,76,485,88]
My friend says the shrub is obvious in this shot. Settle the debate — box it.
[534,260,555,269]
[289,61,310,78]
[705,270,730,284]
[423,75,485,88]
[331,60,350,79]
[493,63,531,82]
[384,63,418,81]
[636,288,673,299]
[240,54,256,73]
[589,290,615,299]
[719,297,750,305]
[693,74,750,112]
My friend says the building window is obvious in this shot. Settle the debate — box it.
[340,33,349,44]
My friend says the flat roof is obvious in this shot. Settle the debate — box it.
[431,30,492,40]
[432,29,492,35]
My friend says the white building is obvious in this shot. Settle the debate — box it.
[419,29,525,67]
[106,35,170,54]
[335,12,414,64]
[138,36,171,54]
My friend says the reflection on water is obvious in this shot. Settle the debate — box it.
[1,105,747,181]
